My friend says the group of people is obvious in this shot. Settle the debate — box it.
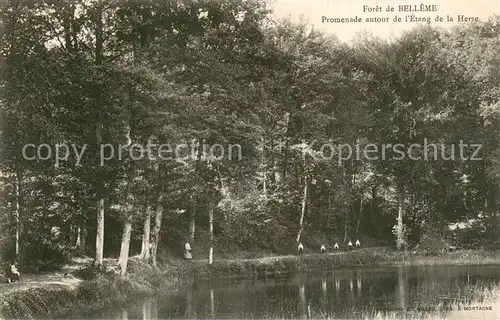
[184,238,363,259]
[297,240,361,255]
[2,262,20,284]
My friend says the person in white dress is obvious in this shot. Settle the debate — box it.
[4,262,20,283]
[298,242,304,255]
[184,241,192,260]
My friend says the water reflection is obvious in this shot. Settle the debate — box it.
[85,265,500,319]
[396,266,407,311]
[150,298,158,319]
[141,298,152,320]
[120,309,128,320]
[299,282,306,318]
[186,289,193,318]
[357,270,362,296]
[210,288,214,318]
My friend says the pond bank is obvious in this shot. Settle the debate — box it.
[1,249,499,319]
[186,248,500,280]
[0,259,185,319]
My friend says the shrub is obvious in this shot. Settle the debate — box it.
[451,217,500,250]
[418,226,447,253]
[20,241,71,272]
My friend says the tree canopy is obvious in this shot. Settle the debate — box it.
[1,1,499,272]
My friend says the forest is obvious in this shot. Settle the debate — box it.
[0,0,499,275]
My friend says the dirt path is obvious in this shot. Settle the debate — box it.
[0,272,82,294]
[0,256,149,297]
[0,258,93,296]
[190,250,357,264]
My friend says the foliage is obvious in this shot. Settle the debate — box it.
[417,226,448,254]
[0,1,499,270]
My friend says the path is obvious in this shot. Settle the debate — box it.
[190,249,370,264]
[0,257,94,296]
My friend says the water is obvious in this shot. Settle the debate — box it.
[89,265,500,319]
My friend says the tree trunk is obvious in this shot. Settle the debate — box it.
[343,167,352,243]
[397,191,405,250]
[117,180,135,275]
[13,172,21,260]
[189,199,196,243]
[356,197,363,237]
[270,137,277,184]
[344,208,349,243]
[75,220,87,254]
[296,175,308,244]
[118,213,133,275]
[371,186,376,212]
[140,205,152,260]
[118,122,134,275]
[150,191,164,267]
[94,3,105,268]
[209,246,213,265]
[75,227,81,248]
[94,3,103,66]
[62,5,75,53]
[263,170,267,196]
[208,200,214,265]
[262,142,267,196]
[95,198,104,266]
[282,112,292,179]
[80,224,87,253]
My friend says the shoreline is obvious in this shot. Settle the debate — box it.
[1,249,499,319]
[186,248,500,280]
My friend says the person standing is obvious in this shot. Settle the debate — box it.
[184,241,192,260]
[355,239,361,248]
[298,242,304,255]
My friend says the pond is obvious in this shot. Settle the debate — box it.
[87,265,500,319]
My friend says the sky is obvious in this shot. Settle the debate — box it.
[270,0,500,42]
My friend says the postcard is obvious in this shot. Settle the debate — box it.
[1,0,499,319]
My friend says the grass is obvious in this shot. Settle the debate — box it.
[401,249,500,266]
[363,283,500,320]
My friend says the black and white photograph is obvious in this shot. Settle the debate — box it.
[0,0,499,319]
